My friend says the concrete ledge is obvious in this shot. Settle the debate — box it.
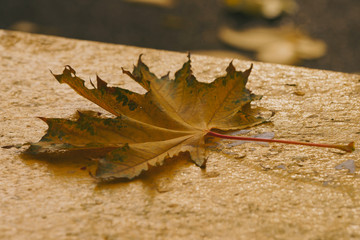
[1,29,360,239]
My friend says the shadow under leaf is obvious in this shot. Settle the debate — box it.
[20,148,195,188]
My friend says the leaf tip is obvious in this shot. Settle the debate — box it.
[244,63,253,77]
[64,65,76,76]
[161,71,170,80]
[51,72,63,83]
[138,53,144,65]
[187,51,191,61]
[122,67,133,79]
[226,60,236,73]
[37,117,48,123]
[90,78,96,89]
[51,65,77,83]
[96,75,107,89]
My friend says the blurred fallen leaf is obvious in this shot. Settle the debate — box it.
[257,40,297,65]
[9,21,39,33]
[224,0,297,19]
[123,0,175,8]
[192,50,250,60]
[219,25,327,65]
[9,20,60,35]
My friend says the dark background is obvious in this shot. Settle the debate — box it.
[1,0,359,73]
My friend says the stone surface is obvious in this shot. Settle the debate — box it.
[1,29,360,240]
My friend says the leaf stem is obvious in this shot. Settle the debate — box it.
[207,131,355,153]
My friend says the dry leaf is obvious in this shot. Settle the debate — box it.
[27,55,266,180]
[123,0,175,8]
[224,0,297,19]
[219,26,327,65]
[191,50,250,60]
[9,21,39,33]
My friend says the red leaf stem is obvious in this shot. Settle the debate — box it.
[207,131,355,153]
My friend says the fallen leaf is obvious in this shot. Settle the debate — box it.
[224,0,297,19]
[9,21,39,33]
[191,50,250,60]
[124,0,175,8]
[27,55,267,180]
[218,25,327,65]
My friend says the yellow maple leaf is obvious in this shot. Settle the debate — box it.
[27,55,266,180]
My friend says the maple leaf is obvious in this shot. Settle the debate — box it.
[27,55,267,180]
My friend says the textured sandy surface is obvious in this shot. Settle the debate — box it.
[1,29,360,240]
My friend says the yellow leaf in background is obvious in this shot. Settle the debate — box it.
[123,0,175,8]
[224,0,297,19]
[257,40,298,65]
[218,25,327,65]
[191,50,250,60]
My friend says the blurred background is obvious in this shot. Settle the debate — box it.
[0,0,359,73]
